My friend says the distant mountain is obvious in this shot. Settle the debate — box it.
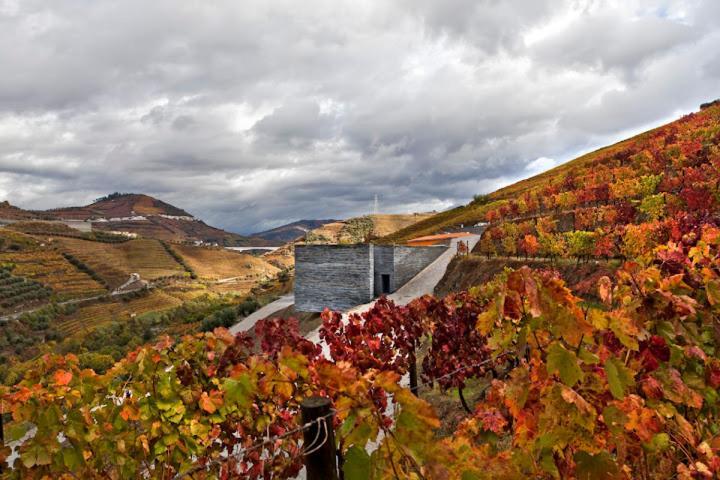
[0,193,271,247]
[48,193,193,219]
[251,219,338,244]
[0,201,38,221]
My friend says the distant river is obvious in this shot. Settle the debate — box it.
[226,246,280,252]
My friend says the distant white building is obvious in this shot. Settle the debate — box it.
[97,216,146,222]
[108,231,138,238]
[158,214,196,221]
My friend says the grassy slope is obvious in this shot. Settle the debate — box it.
[173,244,279,280]
[55,290,183,336]
[434,256,618,299]
[388,102,720,307]
[378,201,502,244]
[379,121,669,244]
[368,213,436,237]
[55,237,185,288]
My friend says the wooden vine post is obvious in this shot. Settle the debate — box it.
[301,396,338,480]
[409,349,419,395]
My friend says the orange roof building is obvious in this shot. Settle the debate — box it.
[406,232,472,246]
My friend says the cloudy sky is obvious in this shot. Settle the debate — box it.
[0,0,719,234]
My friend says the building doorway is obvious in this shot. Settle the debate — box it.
[381,274,391,294]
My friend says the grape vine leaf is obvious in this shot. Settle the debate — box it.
[20,444,51,468]
[644,432,671,452]
[547,342,584,386]
[706,279,720,306]
[222,375,253,408]
[574,451,620,480]
[604,357,635,400]
[343,446,370,480]
[53,369,73,386]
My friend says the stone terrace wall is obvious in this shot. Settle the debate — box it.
[295,244,374,312]
[392,246,445,289]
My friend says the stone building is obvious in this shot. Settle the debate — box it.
[294,243,445,312]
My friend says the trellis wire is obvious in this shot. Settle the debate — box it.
[173,352,509,479]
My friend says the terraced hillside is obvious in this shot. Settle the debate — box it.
[8,221,129,243]
[0,266,51,312]
[90,215,265,246]
[55,290,183,336]
[55,237,185,288]
[383,101,720,250]
[0,250,106,299]
[173,244,280,281]
[474,102,720,262]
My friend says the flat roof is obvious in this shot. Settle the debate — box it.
[407,232,472,243]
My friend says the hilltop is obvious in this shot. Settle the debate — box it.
[252,213,436,246]
[0,193,270,247]
[48,192,193,219]
[302,213,436,244]
[251,219,338,243]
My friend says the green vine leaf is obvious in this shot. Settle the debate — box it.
[547,342,584,386]
[604,357,635,400]
[574,450,620,480]
[343,446,370,480]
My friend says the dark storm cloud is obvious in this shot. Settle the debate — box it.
[0,0,719,233]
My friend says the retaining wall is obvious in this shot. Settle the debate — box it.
[392,246,445,288]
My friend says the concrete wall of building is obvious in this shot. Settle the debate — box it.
[392,246,445,288]
[373,245,395,296]
[295,244,374,312]
[295,244,446,312]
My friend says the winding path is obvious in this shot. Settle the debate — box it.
[228,294,294,335]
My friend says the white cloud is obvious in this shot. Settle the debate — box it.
[0,0,718,233]
[525,157,557,174]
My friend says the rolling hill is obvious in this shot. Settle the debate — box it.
[251,214,436,245]
[251,219,338,244]
[302,213,437,244]
[48,192,193,219]
[382,100,720,248]
[0,193,270,247]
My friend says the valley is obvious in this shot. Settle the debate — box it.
[6,2,720,477]
[2,101,720,479]
[0,192,437,386]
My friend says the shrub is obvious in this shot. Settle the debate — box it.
[237,297,260,317]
